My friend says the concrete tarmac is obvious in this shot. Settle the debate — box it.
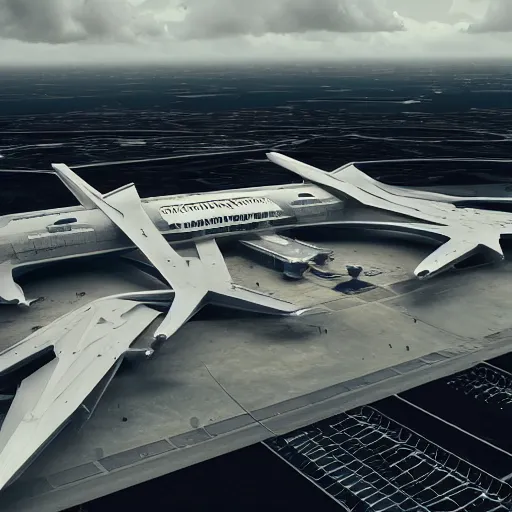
[1,234,512,512]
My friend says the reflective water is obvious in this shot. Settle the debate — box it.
[1,61,512,216]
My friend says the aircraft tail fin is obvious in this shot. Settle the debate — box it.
[51,163,99,209]
[266,152,323,184]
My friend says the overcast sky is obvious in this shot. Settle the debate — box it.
[0,0,511,65]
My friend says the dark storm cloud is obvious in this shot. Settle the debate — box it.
[178,0,404,39]
[468,0,512,32]
[0,0,165,44]
[0,0,403,45]
[0,0,70,43]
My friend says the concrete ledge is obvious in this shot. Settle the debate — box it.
[4,333,512,512]
[2,242,512,512]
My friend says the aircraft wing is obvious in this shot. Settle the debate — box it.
[333,162,512,206]
[51,164,312,341]
[0,156,315,490]
[267,152,510,280]
[0,297,162,491]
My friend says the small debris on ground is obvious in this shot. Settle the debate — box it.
[309,264,343,279]
[76,292,86,298]
[31,325,43,332]
[364,268,383,277]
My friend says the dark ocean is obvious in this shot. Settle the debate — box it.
[1,60,512,511]
[1,60,512,217]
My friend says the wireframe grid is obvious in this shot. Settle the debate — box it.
[446,364,512,407]
[267,406,512,511]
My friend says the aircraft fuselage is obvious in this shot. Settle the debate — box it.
[0,182,344,287]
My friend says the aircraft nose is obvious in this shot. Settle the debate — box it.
[415,269,431,279]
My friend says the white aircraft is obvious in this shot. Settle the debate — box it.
[0,151,511,491]
[2,152,511,308]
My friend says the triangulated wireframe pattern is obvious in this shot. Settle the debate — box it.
[267,406,512,511]
[446,364,512,407]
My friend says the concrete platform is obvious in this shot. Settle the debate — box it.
[2,234,512,512]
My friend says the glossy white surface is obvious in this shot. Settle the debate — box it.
[267,152,512,279]
[0,296,161,491]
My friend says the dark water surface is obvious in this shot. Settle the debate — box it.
[1,61,512,216]
[2,61,512,511]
